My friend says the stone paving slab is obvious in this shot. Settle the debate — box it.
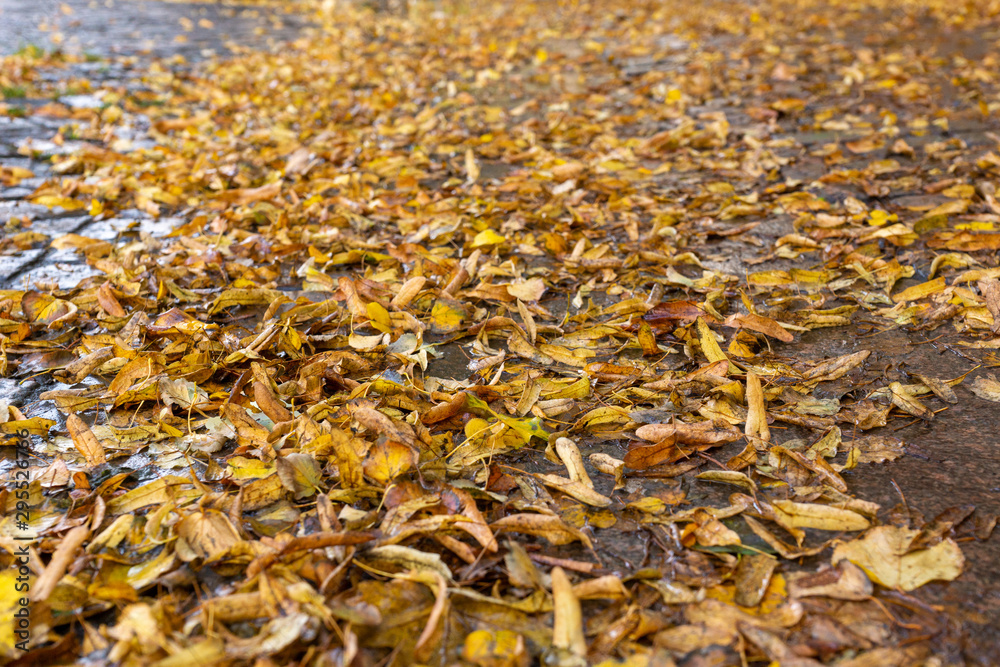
[0,0,310,292]
[0,0,311,59]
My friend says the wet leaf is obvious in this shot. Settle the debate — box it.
[832,526,964,591]
[463,629,529,667]
[770,500,870,532]
[66,414,106,466]
[551,566,587,664]
[276,453,323,498]
[176,509,241,563]
[363,439,417,485]
[4,0,997,660]
[733,554,779,607]
[491,513,592,547]
[21,291,78,327]
[970,374,1000,402]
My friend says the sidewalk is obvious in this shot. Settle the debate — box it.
[2,0,1000,664]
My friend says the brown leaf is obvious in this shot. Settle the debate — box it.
[444,486,498,552]
[888,381,934,420]
[724,312,794,342]
[912,374,958,404]
[353,405,416,445]
[32,525,90,602]
[254,380,292,423]
[222,403,271,452]
[491,513,592,547]
[176,509,242,562]
[623,436,682,470]
[66,413,106,466]
[97,282,127,317]
[739,623,823,667]
[211,181,281,205]
[54,346,114,384]
[643,300,712,327]
[802,350,870,384]
[635,420,741,445]
[421,391,469,424]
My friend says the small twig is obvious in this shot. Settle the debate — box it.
[912,332,948,345]
[696,451,727,470]
[891,479,909,517]
[527,553,596,573]
[867,595,924,630]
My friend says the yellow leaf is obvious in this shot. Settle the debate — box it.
[471,229,506,248]
[491,513,592,547]
[21,291,77,327]
[696,317,729,369]
[367,301,393,332]
[627,497,667,514]
[0,570,28,658]
[551,567,587,659]
[363,439,417,485]
[66,413,106,466]
[770,500,870,531]
[506,277,546,302]
[867,209,898,226]
[537,473,611,507]
[892,277,946,303]
[465,148,480,183]
[465,393,548,445]
[226,457,276,480]
[463,630,527,667]
[637,319,659,355]
[745,371,769,444]
[832,526,964,591]
[748,270,793,286]
[1,418,56,437]
[208,288,284,315]
[106,476,198,514]
[30,194,85,211]
[276,453,323,498]
[969,374,1000,402]
[429,300,465,333]
[862,223,918,246]
[924,198,969,218]
[176,509,241,562]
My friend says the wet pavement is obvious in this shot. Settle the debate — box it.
[786,327,1000,662]
[0,0,310,59]
[0,0,311,290]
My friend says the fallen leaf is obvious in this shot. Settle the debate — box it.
[832,526,964,591]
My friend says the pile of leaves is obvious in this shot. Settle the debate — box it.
[2,0,1000,663]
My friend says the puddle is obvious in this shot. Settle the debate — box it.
[16,137,88,158]
[58,93,106,109]
[110,214,182,237]
[19,258,101,290]
[0,0,313,60]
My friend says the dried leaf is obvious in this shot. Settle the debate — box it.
[832,526,964,591]
[66,414,106,466]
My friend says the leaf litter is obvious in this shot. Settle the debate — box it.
[1,0,1000,663]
